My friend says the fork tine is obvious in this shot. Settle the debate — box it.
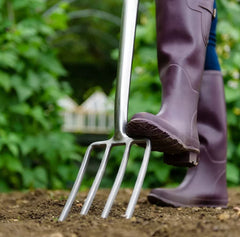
[101,141,132,218]
[80,143,112,215]
[124,139,151,219]
[59,143,94,222]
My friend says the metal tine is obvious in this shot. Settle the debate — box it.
[101,139,133,218]
[59,142,97,222]
[124,139,151,219]
[59,140,108,222]
[80,142,112,215]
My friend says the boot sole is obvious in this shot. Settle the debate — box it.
[126,118,198,154]
[147,193,228,208]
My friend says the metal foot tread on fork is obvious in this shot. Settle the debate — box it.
[59,0,151,221]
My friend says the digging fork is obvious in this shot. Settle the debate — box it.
[59,0,151,221]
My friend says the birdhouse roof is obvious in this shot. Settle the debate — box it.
[80,91,113,112]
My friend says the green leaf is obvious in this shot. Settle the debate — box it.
[51,176,63,189]
[0,51,18,69]
[0,0,4,8]
[0,115,7,126]
[7,144,19,156]
[0,71,11,91]
[30,106,49,128]
[22,169,34,188]
[20,136,36,156]
[149,161,171,183]
[39,54,66,76]
[0,180,10,192]
[47,8,68,30]
[227,163,239,184]
[33,167,48,188]
[10,103,30,115]
[17,43,39,59]
[13,0,30,9]
[5,155,23,173]
[225,86,239,103]
[57,165,71,180]
[12,75,33,101]
[26,70,41,91]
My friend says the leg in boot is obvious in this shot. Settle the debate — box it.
[148,4,228,207]
[127,0,216,161]
[148,70,228,207]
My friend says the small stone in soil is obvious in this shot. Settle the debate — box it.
[218,212,230,221]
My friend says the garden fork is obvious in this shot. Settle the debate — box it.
[59,0,151,221]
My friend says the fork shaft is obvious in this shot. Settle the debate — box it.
[114,0,139,140]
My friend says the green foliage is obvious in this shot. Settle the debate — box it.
[47,0,152,103]
[0,0,80,191]
[47,0,124,103]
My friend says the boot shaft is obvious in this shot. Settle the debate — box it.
[180,70,227,198]
[197,70,227,162]
[155,0,215,150]
[156,0,215,91]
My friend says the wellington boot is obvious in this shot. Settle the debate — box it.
[127,0,215,165]
[147,71,228,207]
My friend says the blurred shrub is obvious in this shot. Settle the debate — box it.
[0,0,81,191]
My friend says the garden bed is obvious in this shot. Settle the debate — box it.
[0,188,240,237]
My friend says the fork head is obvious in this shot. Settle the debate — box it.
[59,135,151,221]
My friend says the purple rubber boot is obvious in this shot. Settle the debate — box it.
[148,71,228,207]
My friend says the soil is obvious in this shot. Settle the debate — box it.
[0,188,240,237]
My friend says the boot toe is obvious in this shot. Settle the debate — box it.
[147,188,228,208]
[126,113,199,154]
[147,189,182,207]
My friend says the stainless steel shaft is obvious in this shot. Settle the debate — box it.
[114,0,139,140]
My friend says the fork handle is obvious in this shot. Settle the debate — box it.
[114,0,139,140]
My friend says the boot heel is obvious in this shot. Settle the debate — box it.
[163,152,199,167]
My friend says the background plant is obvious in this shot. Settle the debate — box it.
[0,0,81,191]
